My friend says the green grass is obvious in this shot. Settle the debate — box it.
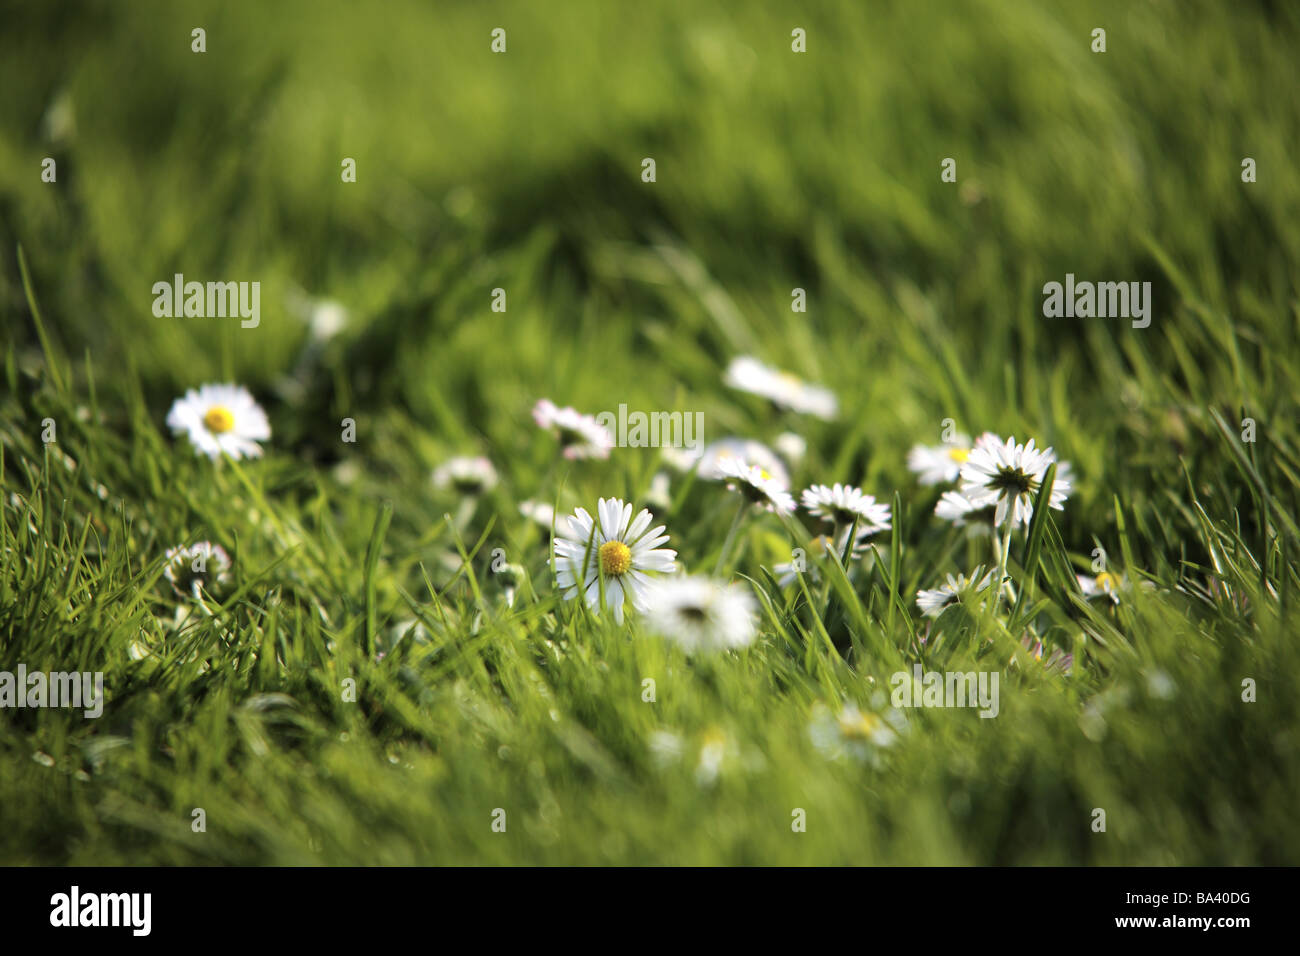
[1,0,1298,864]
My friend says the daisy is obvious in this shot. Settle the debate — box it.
[167,383,270,460]
[916,567,996,618]
[801,483,892,535]
[724,356,838,420]
[676,436,791,488]
[163,541,231,598]
[907,433,981,486]
[773,431,807,466]
[1018,634,1074,675]
[958,435,1071,529]
[432,456,498,495]
[532,399,614,460]
[809,701,903,764]
[641,575,758,653]
[935,490,983,526]
[644,471,672,510]
[1077,571,1123,605]
[717,458,796,514]
[775,530,875,587]
[519,499,557,529]
[553,498,676,624]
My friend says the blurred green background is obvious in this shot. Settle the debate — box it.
[1,0,1298,864]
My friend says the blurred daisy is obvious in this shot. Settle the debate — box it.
[519,499,557,529]
[167,383,270,460]
[305,298,347,343]
[958,435,1071,529]
[432,456,498,495]
[163,541,231,598]
[648,730,685,768]
[773,431,807,466]
[801,483,891,535]
[644,471,672,510]
[641,575,758,653]
[1019,634,1074,675]
[717,458,796,513]
[724,356,837,420]
[907,434,973,486]
[695,726,735,787]
[1077,571,1123,605]
[935,490,979,525]
[553,498,676,624]
[532,399,614,460]
[916,567,996,617]
[809,702,902,763]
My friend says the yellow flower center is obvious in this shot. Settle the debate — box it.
[1095,571,1117,592]
[599,540,632,576]
[838,711,881,739]
[203,406,235,434]
[948,447,970,463]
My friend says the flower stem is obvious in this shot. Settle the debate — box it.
[994,521,1013,612]
[715,499,748,575]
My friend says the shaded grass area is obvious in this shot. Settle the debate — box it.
[1,0,1298,863]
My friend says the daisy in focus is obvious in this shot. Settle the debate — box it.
[717,458,796,514]
[167,383,270,460]
[906,433,973,486]
[666,436,792,488]
[801,483,892,536]
[641,575,758,653]
[532,399,614,460]
[431,456,498,495]
[553,498,676,624]
[957,434,1071,529]
[724,356,837,420]
[916,567,996,618]
[163,541,231,599]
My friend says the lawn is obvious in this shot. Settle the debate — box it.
[1,0,1298,865]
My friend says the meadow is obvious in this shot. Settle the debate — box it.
[1,0,1298,865]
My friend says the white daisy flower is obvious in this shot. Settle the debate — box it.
[809,702,902,763]
[906,434,973,486]
[773,431,807,466]
[716,458,796,514]
[532,399,614,460]
[644,471,672,510]
[934,490,981,525]
[553,498,677,624]
[167,383,270,460]
[724,356,838,420]
[163,541,232,598]
[672,436,792,489]
[1077,571,1123,605]
[641,575,758,653]
[432,456,498,495]
[958,435,1071,529]
[800,483,892,535]
[916,567,996,618]
[775,524,880,586]
[519,499,557,529]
